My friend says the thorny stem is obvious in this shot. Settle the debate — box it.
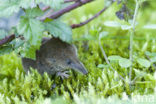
[129,0,139,85]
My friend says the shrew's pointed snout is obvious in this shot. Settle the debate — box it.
[70,61,88,75]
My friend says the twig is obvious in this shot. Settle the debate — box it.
[40,0,93,21]
[129,0,139,85]
[71,6,108,29]
[0,34,15,46]
[99,38,125,81]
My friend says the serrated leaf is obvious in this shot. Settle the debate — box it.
[25,7,44,18]
[0,0,20,17]
[0,0,64,17]
[119,58,132,68]
[0,0,34,17]
[108,55,122,61]
[44,20,72,43]
[17,17,44,59]
[137,58,151,68]
[20,43,36,59]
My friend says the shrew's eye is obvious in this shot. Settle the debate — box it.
[66,59,72,65]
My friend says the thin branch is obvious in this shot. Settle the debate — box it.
[71,6,108,29]
[99,38,125,81]
[40,0,93,21]
[0,34,15,46]
[129,0,139,85]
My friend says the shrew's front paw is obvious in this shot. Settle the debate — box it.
[56,71,69,79]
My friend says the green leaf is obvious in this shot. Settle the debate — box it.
[25,7,44,18]
[36,0,64,9]
[20,43,37,59]
[154,71,156,80]
[104,21,121,27]
[44,18,53,22]
[17,17,44,59]
[97,64,109,68]
[104,0,112,7]
[14,39,25,49]
[0,0,63,17]
[0,0,20,17]
[44,20,72,43]
[121,25,132,30]
[108,55,122,61]
[99,31,108,40]
[134,68,147,78]
[0,0,34,17]
[137,58,151,68]
[119,58,132,68]
[150,57,156,63]
[0,45,13,56]
[143,24,156,29]
[145,51,156,57]
[17,17,44,45]
[0,29,8,39]
[141,42,148,52]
